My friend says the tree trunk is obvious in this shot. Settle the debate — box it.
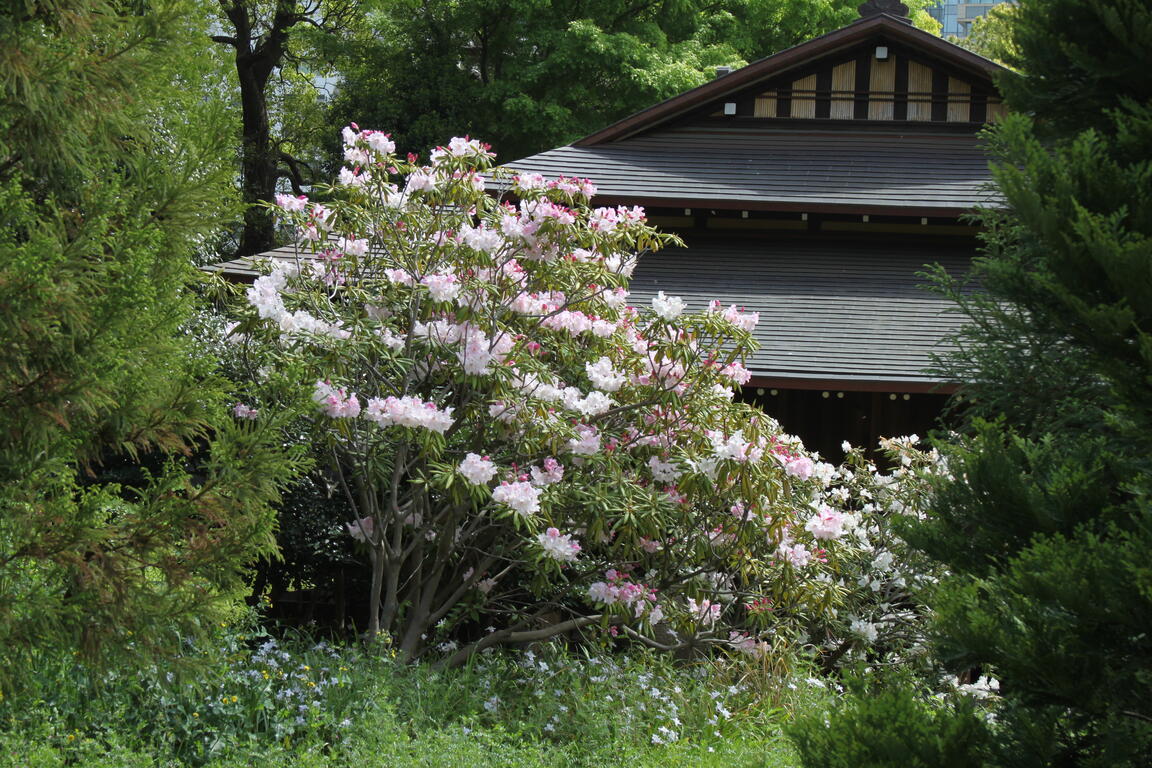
[368,540,384,639]
[237,66,277,256]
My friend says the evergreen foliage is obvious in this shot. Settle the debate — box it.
[788,679,990,768]
[794,1,1152,764]
[0,0,303,677]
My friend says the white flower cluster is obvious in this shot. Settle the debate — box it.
[313,380,361,418]
[364,395,454,433]
[647,456,682,482]
[491,480,541,516]
[651,290,686,320]
[706,300,760,333]
[458,453,497,486]
[537,527,581,562]
[247,264,350,340]
[585,356,626,392]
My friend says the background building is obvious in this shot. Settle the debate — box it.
[930,0,1013,38]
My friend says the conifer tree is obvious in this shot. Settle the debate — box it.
[0,0,303,676]
[792,1,1152,765]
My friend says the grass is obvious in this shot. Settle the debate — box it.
[0,623,815,767]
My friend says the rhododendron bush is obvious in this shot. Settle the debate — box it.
[226,127,920,663]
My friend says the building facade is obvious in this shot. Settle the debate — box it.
[929,0,1013,38]
[498,8,1007,459]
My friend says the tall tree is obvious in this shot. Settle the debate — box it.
[0,0,302,675]
[213,0,357,255]
[792,2,1152,766]
[324,0,939,163]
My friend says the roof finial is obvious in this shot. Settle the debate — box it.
[858,0,910,19]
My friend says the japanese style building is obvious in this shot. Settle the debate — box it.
[499,2,1007,458]
[212,2,1007,460]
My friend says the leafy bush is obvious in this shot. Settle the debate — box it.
[787,678,992,768]
[221,128,898,663]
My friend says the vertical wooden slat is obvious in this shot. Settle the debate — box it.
[868,57,896,120]
[947,77,971,122]
[754,92,777,118]
[893,56,909,120]
[778,86,793,118]
[854,55,871,119]
[830,61,855,119]
[791,73,817,119]
[970,89,988,123]
[907,61,933,121]
[986,100,1008,122]
[815,68,833,119]
[931,69,949,121]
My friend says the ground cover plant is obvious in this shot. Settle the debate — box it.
[0,622,810,768]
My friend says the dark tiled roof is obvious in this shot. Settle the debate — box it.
[205,236,974,386]
[627,235,973,384]
[502,125,997,216]
[202,246,303,282]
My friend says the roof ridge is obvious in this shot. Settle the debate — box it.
[572,15,1007,148]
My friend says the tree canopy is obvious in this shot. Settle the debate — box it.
[0,0,302,674]
[324,0,940,162]
[797,1,1152,765]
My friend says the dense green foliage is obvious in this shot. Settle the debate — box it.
[324,0,940,161]
[794,1,1152,765]
[789,678,990,768]
[0,0,302,673]
[0,625,801,767]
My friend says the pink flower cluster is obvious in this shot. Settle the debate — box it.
[313,380,361,418]
[707,301,760,333]
[512,173,597,200]
[274,193,308,212]
[347,515,374,543]
[364,395,455,433]
[458,453,497,485]
[783,455,815,480]
[687,597,722,626]
[232,403,259,420]
[718,361,752,385]
[491,480,541,516]
[530,457,564,486]
[588,205,646,233]
[420,272,460,302]
[537,527,581,562]
[804,505,846,540]
[777,541,812,568]
[587,570,662,622]
[335,236,368,257]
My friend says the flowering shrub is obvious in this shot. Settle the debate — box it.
[229,126,887,662]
